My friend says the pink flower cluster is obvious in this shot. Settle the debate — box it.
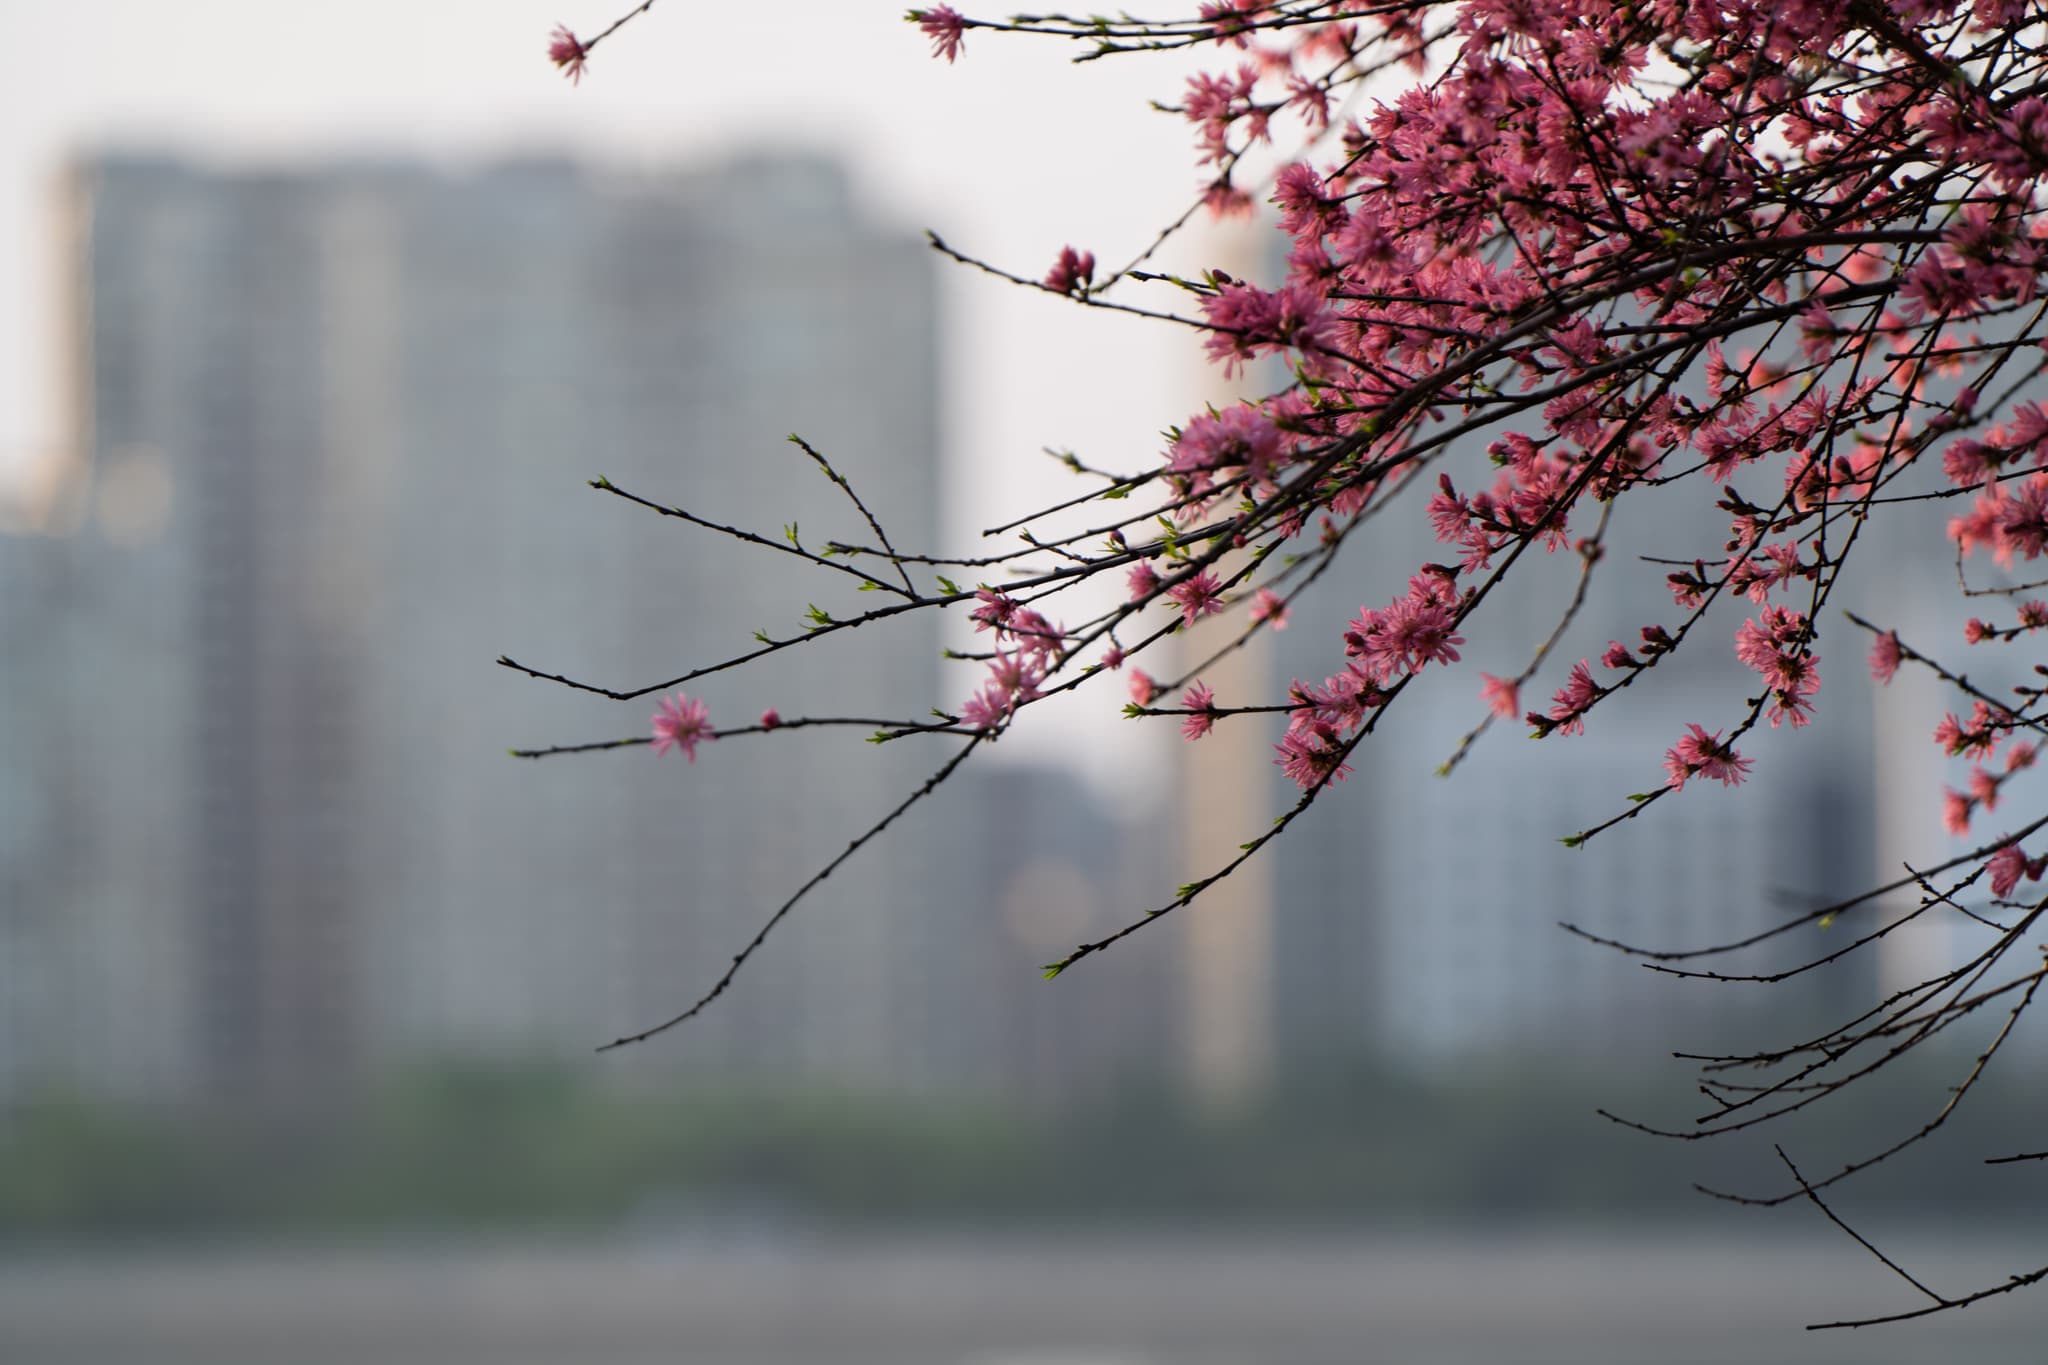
[1426,447,1575,577]
[1942,742,2036,836]
[1167,405,1288,508]
[1950,474,2048,568]
[1183,64,1262,166]
[1986,844,2047,900]
[1180,680,1218,740]
[1341,570,1465,684]
[1274,676,1363,789]
[1663,724,1752,791]
[1734,607,1818,729]
[1270,571,1462,789]
[1200,281,1335,379]
[958,589,1067,730]
[882,1,2048,942]
[1044,246,1095,296]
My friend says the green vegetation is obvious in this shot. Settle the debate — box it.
[1,1054,2039,1239]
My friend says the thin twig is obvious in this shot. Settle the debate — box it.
[1775,1144,1948,1308]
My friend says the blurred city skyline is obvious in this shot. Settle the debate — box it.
[5,12,2046,1362]
[0,1,1249,796]
[1,149,1192,1113]
[3,141,2012,1120]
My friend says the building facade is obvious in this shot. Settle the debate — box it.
[3,153,1106,1108]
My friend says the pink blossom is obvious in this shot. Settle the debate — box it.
[1180,680,1218,739]
[1291,667,1381,731]
[1479,673,1520,719]
[1045,246,1096,295]
[548,26,589,84]
[987,650,1044,700]
[1734,609,1819,728]
[1002,607,1065,661]
[1346,576,1465,681]
[1201,182,1254,219]
[1935,706,1999,758]
[959,683,1013,731]
[1734,607,1807,672]
[1166,570,1227,626]
[959,644,1048,731]
[1272,162,1339,235]
[1170,406,1286,492]
[1943,788,1974,836]
[1964,617,1992,644]
[1128,669,1159,706]
[1942,438,2001,488]
[760,708,782,730]
[969,588,1018,633]
[916,6,967,62]
[1273,719,1352,788]
[1380,596,1463,672]
[1126,561,1161,602]
[651,693,714,762]
[1201,281,1335,377]
[1184,65,1260,165]
[1969,765,2001,812]
[1200,0,1262,48]
[1249,588,1291,631]
[1100,645,1125,670]
[1996,477,2048,561]
[1727,542,1806,603]
[1985,844,2042,899]
[1663,724,1753,790]
[1547,660,1601,736]
[1868,630,1902,684]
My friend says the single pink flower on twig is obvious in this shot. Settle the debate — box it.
[1478,673,1519,720]
[1248,588,1290,632]
[1180,680,1217,740]
[915,6,967,62]
[1986,844,2044,899]
[652,693,714,762]
[1166,570,1226,626]
[548,25,590,84]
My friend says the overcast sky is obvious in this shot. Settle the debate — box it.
[0,0,1271,786]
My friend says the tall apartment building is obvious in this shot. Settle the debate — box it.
[4,152,1083,1107]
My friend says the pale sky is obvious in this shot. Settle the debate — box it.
[0,0,1263,789]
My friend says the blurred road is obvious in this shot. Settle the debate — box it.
[1,1227,2039,1364]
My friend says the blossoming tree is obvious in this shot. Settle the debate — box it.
[518,0,2048,1326]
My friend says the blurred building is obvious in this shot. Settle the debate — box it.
[0,151,1166,1111]
[913,763,1176,1106]
[1253,475,1895,1075]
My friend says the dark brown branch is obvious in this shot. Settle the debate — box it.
[1776,1145,1948,1309]
[598,737,986,1051]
